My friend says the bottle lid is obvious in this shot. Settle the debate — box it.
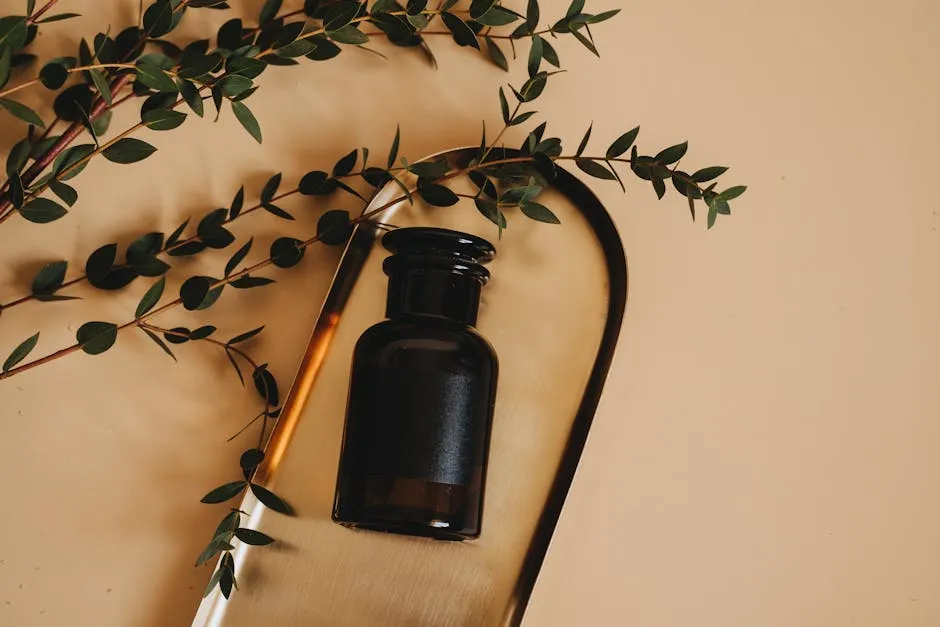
[382,227,496,264]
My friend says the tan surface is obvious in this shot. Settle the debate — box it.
[1,1,939,626]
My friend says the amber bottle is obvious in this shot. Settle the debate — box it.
[332,227,498,540]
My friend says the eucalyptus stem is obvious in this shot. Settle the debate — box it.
[0,64,142,99]
[0,73,135,221]
[27,0,60,24]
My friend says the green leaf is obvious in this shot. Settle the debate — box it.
[190,325,216,340]
[315,210,351,246]
[655,141,688,165]
[259,0,283,23]
[31,261,68,295]
[527,35,543,77]
[230,275,274,289]
[231,101,262,144]
[135,61,178,93]
[8,172,23,208]
[508,111,536,127]
[408,159,449,179]
[718,185,747,201]
[652,176,666,199]
[163,327,190,344]
[214,510,241,542]
[143,108,187,131]
[103,138,157,164]
[19,198,67,223]
[228,326,264,345]
[0,98,43,127]
[76,321,118,355]
[229,186,245,219]
[540,38,560,67]
[418,182,459,207]
[85,244,116,283]
[180,276,211,310]
[691,166,728,183]
[141,327,176,361]
[570,27,598,56]
[49,181,78,207]
[475,6,519,26]
[201,481,248,504]
[474,197,506,230]
[52,144,95,181]
[526,0,540,31]
[329,25,368,45]
[606,126,639,159]
[252,365,279,406]
[261,173,281,203]
[143,0,174,36]
[707,200,719,229]
[195,539,233,567]
[35,13,81,24]
[3,332,39,373]
[270,237,306,267]
[586,9,620,24]
[88,69,112,105]
[299,170,336,196]
[6,138,30,177]
[0,17,27,49]
[518,72,547,102]
[234,528,275,546]
[39,61,68,90]
[127,232,165,265]
[0,45,11,89]
[576,123,592,156]
[135,276,165,317]
[575,158,616,180]
[262,203,293,220]
[225,238,252,276]
[203,568,224,598]
[441,12,479,49]
[323,1,361,29]
[305,37,341,61]
[387,125,400,169]
[249,484,293,515]
[469,0,496,19]
[484,37,508,72]
[333,149,357,177]
[498,86,509,124]
[179,80,204,117]
[520,201,560,224]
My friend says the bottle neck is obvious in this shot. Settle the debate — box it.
[386,267,483,326]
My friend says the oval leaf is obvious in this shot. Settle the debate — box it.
[3,332,39,373]
[200,480,247,504]
[250,483,293,515]
[31,261,67,295]
[19,198,67,223]
[76,321,118,355]
[135,276,166,318]
[103,138,157,164]
[234,528,275,546]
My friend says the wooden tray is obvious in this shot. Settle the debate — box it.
[192,149,627,626]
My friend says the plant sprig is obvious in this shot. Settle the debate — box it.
[0,0,616,228]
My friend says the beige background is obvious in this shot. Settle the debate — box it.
[1,0,939,626]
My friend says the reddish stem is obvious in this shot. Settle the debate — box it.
[0,73,134,223]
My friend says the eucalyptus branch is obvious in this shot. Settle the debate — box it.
[0,0,619,228]
[0,157,401,311]
[27,0,62,25]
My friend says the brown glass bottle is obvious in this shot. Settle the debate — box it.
[332,227,498,541]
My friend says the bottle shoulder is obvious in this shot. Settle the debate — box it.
[355,318,496,361]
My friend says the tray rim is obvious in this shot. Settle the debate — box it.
[193,148,628,627]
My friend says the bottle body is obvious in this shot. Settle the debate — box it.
[333,317,498,540]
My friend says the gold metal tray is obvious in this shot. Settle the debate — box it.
[193,149,627,627]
